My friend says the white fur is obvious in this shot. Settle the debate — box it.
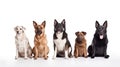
[53,32,66,51]
[15,26,31,59]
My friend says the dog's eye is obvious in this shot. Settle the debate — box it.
[20,28,22,30]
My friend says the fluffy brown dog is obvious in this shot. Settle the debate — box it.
[74,31,87,58]
[32,21,49,60]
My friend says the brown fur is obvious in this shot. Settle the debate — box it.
[32,21,49,60]
[74,31,87,58]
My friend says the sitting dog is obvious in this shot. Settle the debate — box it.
[53,19,72,59]
[88,21,109,58]
[74,31,87,58]
[14,26,32,59]
[32,21,49,60]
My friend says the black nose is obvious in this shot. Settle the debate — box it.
[17,31,19,34]
[36,30,42,35]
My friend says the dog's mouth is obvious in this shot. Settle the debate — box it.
[100,35,104,39]
[57,31,62,34]
[36,30,42,35]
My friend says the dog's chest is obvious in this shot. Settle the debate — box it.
[54,33,66,51]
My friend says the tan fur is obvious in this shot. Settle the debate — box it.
[74,31,87,58]
[32,21,49,60]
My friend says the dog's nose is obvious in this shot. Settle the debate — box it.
[17,31,19,34]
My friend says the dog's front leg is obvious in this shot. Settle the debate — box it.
[15,47,19,59]
[44,46,49,60]
[74,47,78,58]
[24,46,28,59]
[53,46,57,59]
[103,45,109,58]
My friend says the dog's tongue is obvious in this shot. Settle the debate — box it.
[100,35,103,39]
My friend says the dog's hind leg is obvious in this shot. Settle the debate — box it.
[88,45,92,57]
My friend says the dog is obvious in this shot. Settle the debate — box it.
[14,26,32,59]
[74,31,87,58]
[53,19,72,59]
[88,21,109,58]
[32,21,49,60]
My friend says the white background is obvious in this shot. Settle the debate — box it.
[0,0,120,67]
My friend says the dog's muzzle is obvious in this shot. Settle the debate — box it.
[36,30,42,35]
[76,37,82,44]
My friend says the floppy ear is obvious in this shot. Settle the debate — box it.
[21,26,26,30]
[103,20,107,29]
[41,21,46,27]
[81,31,87,35]
[61,19,66,31]
[95,21,100,28]
[14,26,17,31]
[33,21,37,29]
[75,31,79,36]
[54,19,58,26]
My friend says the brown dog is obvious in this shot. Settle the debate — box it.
[32,21,49,60]
[74,31,87,58]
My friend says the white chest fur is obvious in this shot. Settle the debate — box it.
[53,32,66,51]
[15,34,28,52]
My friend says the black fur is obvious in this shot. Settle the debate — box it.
[53,19,72,57]
[88,21,109,58]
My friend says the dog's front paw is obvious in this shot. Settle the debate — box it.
[52,56,56,60]
[65,56,69,59]
[15,56,18,60]
[24,57,28,60]
[104,55,109,58]
[91,56,95,59]
[44,56,48,60]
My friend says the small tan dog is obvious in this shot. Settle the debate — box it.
[74,31,87,58]
[32,21,49,60]
[14,26,32,59]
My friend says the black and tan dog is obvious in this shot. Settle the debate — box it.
[53,19,72,59]
[74,31,87,58]
[32,21,49,60]
[88,21,109,58]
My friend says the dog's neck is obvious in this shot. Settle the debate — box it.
[35,33,45,39]
[16,33,26,40]
[56,32,63,39]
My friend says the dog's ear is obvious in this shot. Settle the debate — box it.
[54,19,58,26]
[41,21,46,27]
[61,19,66,31]
[81,31,87,35]
[21,26,26,30]
[14,26,17,31]
[75,31,79,36]
[33,21,37,29]
[103,20,107,29]
[95,21,100,28]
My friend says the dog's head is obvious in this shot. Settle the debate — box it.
[95,21,107,39]
[54,19,66,34]
[33,21,46,35]
[75,31,86,43]
[14,26,26,35]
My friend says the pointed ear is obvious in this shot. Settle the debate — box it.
[95,21,100,28]
[21,26,26,30]
[41,21,46,27]
[103,20,107,28]
[33,21,37,29]
[54,19,58,26]
[61,19,66,31]
[75,31,79,36]
[81,31,87,35]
